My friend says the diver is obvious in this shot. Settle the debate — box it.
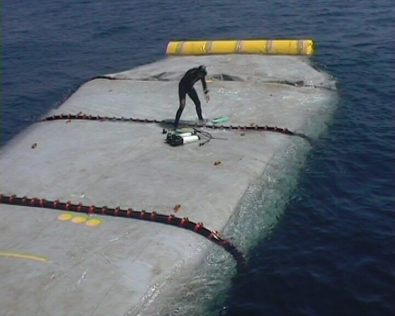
[174,65,210,129]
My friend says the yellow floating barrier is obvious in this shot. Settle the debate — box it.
[166,39,314,56]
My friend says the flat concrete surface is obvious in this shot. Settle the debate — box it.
[0,55,336,315]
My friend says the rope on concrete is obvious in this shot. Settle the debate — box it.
[0,194,246,270]
[42,114,312,143]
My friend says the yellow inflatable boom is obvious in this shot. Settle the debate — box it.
[166,39,314,56]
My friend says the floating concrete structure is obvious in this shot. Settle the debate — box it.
[0,51,336,315]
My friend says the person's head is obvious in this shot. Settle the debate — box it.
[198,65,207,77]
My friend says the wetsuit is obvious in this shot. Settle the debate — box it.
[174,66,209,128]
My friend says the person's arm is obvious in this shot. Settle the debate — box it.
[201,77,210,102]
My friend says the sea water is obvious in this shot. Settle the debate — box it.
[2,1,394,315]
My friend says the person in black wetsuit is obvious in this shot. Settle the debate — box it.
[174,65,210,129]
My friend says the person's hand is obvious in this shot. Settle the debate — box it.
[205,94,210,102]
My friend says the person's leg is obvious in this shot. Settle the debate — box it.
[175,88,186,129]
[188,88,203,120]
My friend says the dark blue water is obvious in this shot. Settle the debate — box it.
[2,1,394,315]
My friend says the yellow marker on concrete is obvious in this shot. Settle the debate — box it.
[86,218,102,227]
[71,215,88,224]
[58,213,73,221]
[0,251,48,262]
[166,39,315,55]
[58,212,102,227]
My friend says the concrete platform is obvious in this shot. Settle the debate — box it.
[0,55,337,315]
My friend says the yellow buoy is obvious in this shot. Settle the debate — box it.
[166,39,314,55]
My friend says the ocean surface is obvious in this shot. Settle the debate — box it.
[1,0,394,315]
